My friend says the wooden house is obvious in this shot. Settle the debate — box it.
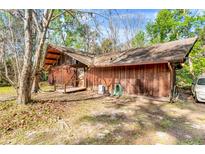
[44,37,197,100]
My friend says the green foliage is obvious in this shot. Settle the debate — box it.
[0,76,9,87]
[176,62,193,86]
[177,138,203,145]
[177,39,205,86]
[146,9,205,86]
[101,38,113,53]
[146,10,175,43]
[49,10,100,52]
[49,10,85,49]
[0,11,24,87]
[64,24,85,49]
[131,31,146,48]
[146,10,204,43]
[159,118,174,129]
[40,71,48,81]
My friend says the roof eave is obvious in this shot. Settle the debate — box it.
[44,43,94,67]
[184,36,198,58]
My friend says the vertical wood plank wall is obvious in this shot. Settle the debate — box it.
[86,63,171,97]
[48,65,76,85]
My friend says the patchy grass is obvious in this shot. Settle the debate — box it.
[0,83,54,95]
[0,91,205,144]
[177,138,204,145]
[0,86,16,95]
[39,82,54,92]
[80,113,127,125]
[0,86,16,102]
[159,118,174,129]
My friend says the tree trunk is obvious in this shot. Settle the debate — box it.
[32,73,40,93]
[30,10,53,93]
[17,10,33,104]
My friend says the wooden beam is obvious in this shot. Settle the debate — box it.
[84,67,86,88]
[91,59,184,68]
[44,62,54,65]
[47,52,61,55]
[70,63,87,68]
[45,57,58,60]
[47,49,60,53]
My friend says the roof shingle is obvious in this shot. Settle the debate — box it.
[93,37,197,67]
[45,37,197,68]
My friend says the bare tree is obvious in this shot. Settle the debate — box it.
[83,10,146,52]
[117,10,146,49]
[0,41,16,87]
[108,10,119,51]
[0,11,24,92]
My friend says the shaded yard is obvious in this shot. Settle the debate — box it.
[0,86,16,102]
[0,87,205,144]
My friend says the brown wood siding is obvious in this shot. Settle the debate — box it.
[86,63,171,97]
[48,65,76,85]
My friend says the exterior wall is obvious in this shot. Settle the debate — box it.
[56,53,78,66]
[85,63,171,97]
[48,65,76,86]
[48,53,86,87]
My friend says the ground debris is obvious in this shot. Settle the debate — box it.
[1,90,205,144]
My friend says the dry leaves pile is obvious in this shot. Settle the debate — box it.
[0,100,67,135]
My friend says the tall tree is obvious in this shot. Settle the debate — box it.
[49,10,87,50]
[131,31,146,48]
[17,10,33,104]
[146,9,205,86]
[0,9,54,104]
[100,38,113,53]
[31,10,53,93]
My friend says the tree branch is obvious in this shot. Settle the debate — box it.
[32,10,43,32]
[2,51,15,86]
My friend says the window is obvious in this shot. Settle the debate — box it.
[197,78,205,85]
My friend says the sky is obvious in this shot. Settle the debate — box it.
[81,9,160,44]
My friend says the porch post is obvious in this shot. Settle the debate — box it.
[168,62,175,103]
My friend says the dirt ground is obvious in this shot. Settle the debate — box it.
[1,87,205,144]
